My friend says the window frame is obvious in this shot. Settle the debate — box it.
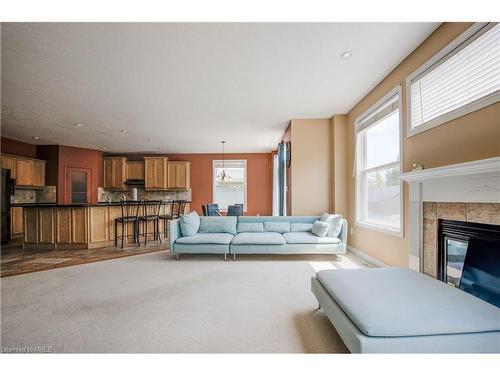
[212,159,248,212]
[355,85,403,237]
[406,22,500,137]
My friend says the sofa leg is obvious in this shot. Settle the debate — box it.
[318,303,321,310]
[233,253,236,261]
[224,254,227,261]
[176,253,179,261]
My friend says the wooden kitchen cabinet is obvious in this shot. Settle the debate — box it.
[167,161,190,189]
[31,160,46,187]
[144,157,168,190]
[2,155,17,179]
[1,154,46,187]
[103,157,126,190]
[10,207,23,237]
[126,160,145,180]
[15,158,32,186]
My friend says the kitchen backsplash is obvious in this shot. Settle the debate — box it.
[98,187,191,202]
[11,186,57,204]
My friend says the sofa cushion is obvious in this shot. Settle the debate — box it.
[176,233,234,245]
[320,213,343,238]
[238,216,318,224]
[264,221,291,233]
[290,223,313,232]
[316,268,500,337]
[283,232,341,244]
[237,222,264,233]
[198,216,237,235]
[179,211,200,236]
[312,220,329,237]
[231,232,286,245]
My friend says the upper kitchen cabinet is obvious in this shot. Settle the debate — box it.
[103,157,126,190]
[126,160,145,180]
[1,154,17,179]
[31,160,46,187]
[144,157,168,190]
[167,161,190,190]
[15,159,32,186]
[1,154,46,187]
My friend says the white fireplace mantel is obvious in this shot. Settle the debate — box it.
[401,157,500,272]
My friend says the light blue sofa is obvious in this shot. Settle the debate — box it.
[169,215,348,260]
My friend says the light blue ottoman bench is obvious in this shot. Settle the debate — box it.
[311,268,500,353]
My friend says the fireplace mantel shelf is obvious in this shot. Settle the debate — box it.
[401,157,500,183]
[402,156,500,273]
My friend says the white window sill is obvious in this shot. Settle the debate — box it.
[355,221,403,238]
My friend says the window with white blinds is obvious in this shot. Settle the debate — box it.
[213,160,247,210]
[407,22,500,136]
[355,86,403,236]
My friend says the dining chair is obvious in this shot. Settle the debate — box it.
[227,204,243,216]
[207,203,221,216]
[138,200,162,246]
[115,200,141,249]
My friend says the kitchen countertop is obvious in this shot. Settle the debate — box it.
[11,201,191,208]
[11,202,121,207]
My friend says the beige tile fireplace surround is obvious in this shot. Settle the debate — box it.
[402,157,500,273]
[422,202,500,277]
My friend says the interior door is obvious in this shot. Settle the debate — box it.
[67,168,91,204]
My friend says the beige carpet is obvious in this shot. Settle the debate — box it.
[1,250,372,353]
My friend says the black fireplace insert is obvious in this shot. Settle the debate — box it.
[438,219,500,307]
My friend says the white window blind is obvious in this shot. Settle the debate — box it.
[409,22,500,133]
[213,160,247,210]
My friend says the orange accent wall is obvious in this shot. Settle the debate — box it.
[1,137,37,158]
[57,145,103,204]
[164,153,273,216]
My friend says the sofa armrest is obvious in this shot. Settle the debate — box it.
[339,218,348,245]
[169,219,181,252]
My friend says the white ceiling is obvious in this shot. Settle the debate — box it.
[1,22,439,153]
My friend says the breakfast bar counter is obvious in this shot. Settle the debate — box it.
[15,202,186,250]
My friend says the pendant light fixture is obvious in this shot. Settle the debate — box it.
[217,140,229,182]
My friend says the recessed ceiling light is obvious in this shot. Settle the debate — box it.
[101,146,107,150]
[120,129,127,134]
[32,136,40,140]
[340,51,352,59]
[74,123,84,127]
[148,138,153,142]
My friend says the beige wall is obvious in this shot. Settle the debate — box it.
[345,22,500,266]
[332,115,348,217]
[290,119,332,215]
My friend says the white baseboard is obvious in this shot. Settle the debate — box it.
[347,245,389,268]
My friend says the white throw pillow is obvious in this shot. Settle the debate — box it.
[311,220,329,237]
[179,211,200,236]
[320,213,343,238]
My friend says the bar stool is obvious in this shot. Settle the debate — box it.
[115,200,141,249]
[172,199,188,219]
[158,200,174,239]
[138,200,162,246]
